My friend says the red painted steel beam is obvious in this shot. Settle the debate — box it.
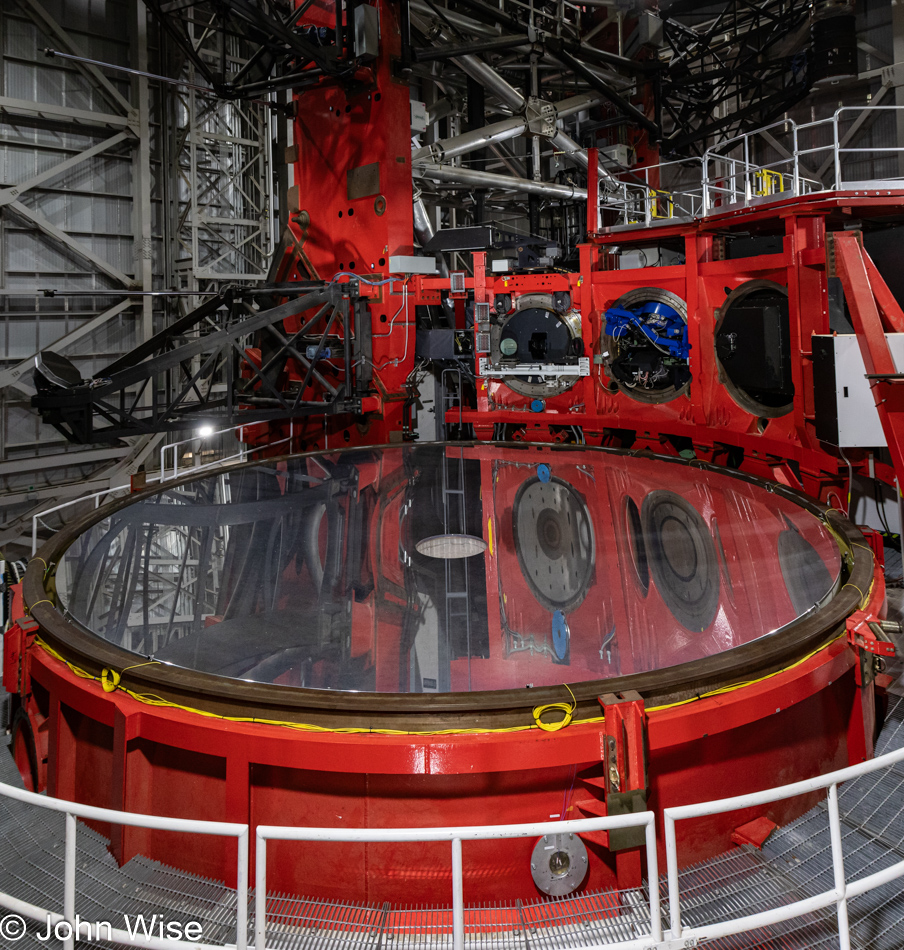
[864,254,904,333]
[835,231,904,481]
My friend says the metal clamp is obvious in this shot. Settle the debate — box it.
[846,610,897,657]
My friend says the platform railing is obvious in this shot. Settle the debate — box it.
[2,742,904,947]
[28,419,281,554]
[0,778,248,950]
[599,105,904,228]
[663,742,904,950]
[158,420,296,482]
[253,812,660,950]
[600,157,705,227]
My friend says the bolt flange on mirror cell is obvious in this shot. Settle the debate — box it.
[642,490,720,632]
[601,288,690,403]
[513,476,595,612]
[530,833,588,896]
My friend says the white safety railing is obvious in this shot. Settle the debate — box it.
[254,813,660,950]
[2,741,904,947]
[157,420,297,482]
[30,419,286,554]
[600,105,904,227]
[664,743,904,949]
[602,158,705,227]
[31,487,131,556]
[159,422,249,482]
[0,779,248,950]
[701,116,826,213]
[833,105,904,189]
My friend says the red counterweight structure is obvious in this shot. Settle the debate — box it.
[10,0,904,913]
[238,0,419,454]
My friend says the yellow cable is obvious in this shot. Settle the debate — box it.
[646,631,847,714]
[29,620,856,736]
[101,661,160,693]
[842,582,871,609]
[532,683,577,732]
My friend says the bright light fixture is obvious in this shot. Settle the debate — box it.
[198,425,214,438]
[415,534,487,559]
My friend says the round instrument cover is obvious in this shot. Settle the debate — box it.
[642,490,720,632]
[513,476,595,612]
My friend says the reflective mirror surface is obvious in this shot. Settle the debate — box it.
[56,444,842,693]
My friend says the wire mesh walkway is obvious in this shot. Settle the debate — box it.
[0,696,903,948]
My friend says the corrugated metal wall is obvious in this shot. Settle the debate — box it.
[0,0,159,551]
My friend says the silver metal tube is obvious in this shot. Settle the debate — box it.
[551,129,618,185]
[551,129,587,168]
[63,813,76,950]
[416,163,587,199]
[426,96,455,126]
[451,54,526,112]
[410,0,501,36]
[235,828,249,950]
[489,142,527,178]
[828,784,852,950]
[413,195,437,245]
[451,837,464,950]
[413,115,526,163]
[414,93,602,164]
[413,196,450,277]
[254,832,267,950]
[555,92,604,118]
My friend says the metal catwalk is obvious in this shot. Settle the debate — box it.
[0,692,903,948]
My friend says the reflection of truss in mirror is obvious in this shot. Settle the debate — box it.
[61,478,232,654]
[32,283,373,443]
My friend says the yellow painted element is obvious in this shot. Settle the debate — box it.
[755,169,784,197]
[649,190,674,219]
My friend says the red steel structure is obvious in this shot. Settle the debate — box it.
[3,443,889,901]
[8,0,904,911]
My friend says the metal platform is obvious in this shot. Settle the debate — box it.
[0,693,901,948]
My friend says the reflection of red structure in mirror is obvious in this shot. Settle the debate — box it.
[7,443,883,903]
[49,445,840,696]
[475,449,840,693]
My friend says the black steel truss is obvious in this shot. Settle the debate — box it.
[658,0,812,153]
[146,0,361,99]
[32,282,374,444]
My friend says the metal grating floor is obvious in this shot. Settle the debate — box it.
[0,698,902,948]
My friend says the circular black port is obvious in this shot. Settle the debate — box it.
[715,280,794,417]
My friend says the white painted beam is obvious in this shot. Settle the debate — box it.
[0,132,133,209]
[8,201,134,288]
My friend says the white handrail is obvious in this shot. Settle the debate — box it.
[0,779,248,950]
[254,812,661,950]
[663,742,904,948]
[601,105,904,226]
[31,486,132,555]
[29,419,289,554]
[1,740,904,948]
